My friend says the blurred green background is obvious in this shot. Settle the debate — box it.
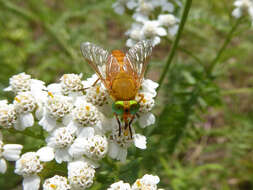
[1,0,253,189]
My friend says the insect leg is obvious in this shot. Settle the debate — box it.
[83,78,101,90]
[115,114,121,136]
[137,93,144,104]
[128,115,135,139]
[92,78,100,87]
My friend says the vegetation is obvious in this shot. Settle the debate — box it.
[0,0,253,189]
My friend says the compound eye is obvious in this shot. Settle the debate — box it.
[130,103,140,115]
[112,102,124,115]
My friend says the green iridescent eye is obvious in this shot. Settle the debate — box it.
[129,100,140,114]
[112,101,124,115]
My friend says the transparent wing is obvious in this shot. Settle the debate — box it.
[81,42,110,81]
[125,40,153,81]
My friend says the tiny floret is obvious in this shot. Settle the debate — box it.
[60,74,83,95]
[6,72,31,93]
[107,180,131,190]
[0,101,17,128]
[73,101,99,126]
[43,175,70,190]
[15,152,43,176]
[82,135,108,160]
[14,92,37,114]
[132,174,160,190]
[46,95,73,119]
[68,160,96,189]
[86,84,109,106]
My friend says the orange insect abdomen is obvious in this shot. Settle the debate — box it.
[110,50,138,101]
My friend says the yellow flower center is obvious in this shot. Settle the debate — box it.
[85,106,90,111]
[14,97,21,103]
[50,184,57,189]
[48,92,54,98]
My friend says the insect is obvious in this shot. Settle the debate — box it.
[81,40,153,138]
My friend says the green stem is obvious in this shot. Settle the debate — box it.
[207,17,243,75]
[0,0,78,62]
[157,0,192,92]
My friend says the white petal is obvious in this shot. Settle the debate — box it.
[0,100,8,105]
[162,2,174,12]
[126,38,137,47]
[141,79,159,98]
[156,27,167,36]
[152,36,161,46]
[47,83,62,95]
[169,25,179,36]
[234,0,242,7]
[249,7,253,17]
[0,158,7,174]
[108,142,119,159]
[3,144,23,161]
[3,86,12,92]
[114,5,125,15]
[78,127,95,138]
[36,146,54,162]
[138,113,155,128]
[117,148,127,163]
[126,1,137,9]
[38,114,57,132]
[62,114,72,126]
[232,8,242,18]
[23,175,40,190]
[13,114,34,131]
[35,103,44,120]
[134,134,147,149]
[20,113,34,128]
[55,149,72,163]
[68,138,85,158]
[133,12,149,23]
[143,79,159,90]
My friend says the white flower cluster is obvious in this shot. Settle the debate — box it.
[232,0,253,24]
[113,0,181,47]
[0,131,23,174]
[0,72,158,190]
[107,174,161,190]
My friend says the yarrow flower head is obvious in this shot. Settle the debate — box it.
[84,74,110,107]
[232,0,253,24]
[4,72,46,95]
[0,100,17,129]
[132,174,160,190]
[107,174,162,190]
[0,131,23,174]
[43,175,70,190]
[14,92,37,114]
[39,93,73,132]
[46,94,73,119]
[15,147,54,190]
[114,0,181,47]
[107,181,131,190]
[46,126,76,163]
[4,72,32,93]
[68,159,96,190]
[60,73,84,95]
[73,99,99,127]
